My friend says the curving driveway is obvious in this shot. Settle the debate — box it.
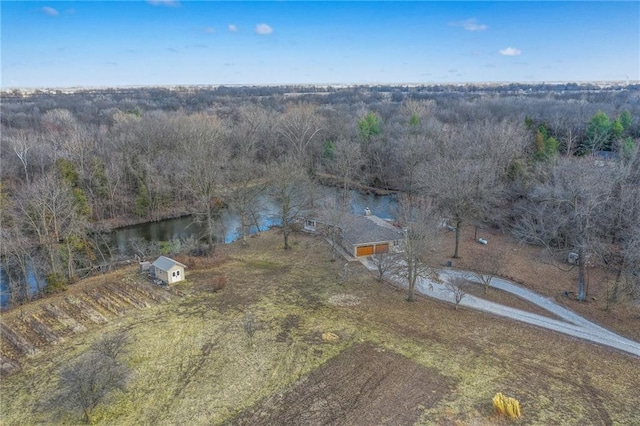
[360,259,640,358]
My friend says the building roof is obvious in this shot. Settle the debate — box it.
[343,215,403,245]
[152,256,186,271]
[595,150,617,160]
[315,210,403,245]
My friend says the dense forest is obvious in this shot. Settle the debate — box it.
[1,84,639,307]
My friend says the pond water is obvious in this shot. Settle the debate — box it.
[0,264,44,308]
[111,194,283,254]
[112,188,397,255]
[1,188,397,307]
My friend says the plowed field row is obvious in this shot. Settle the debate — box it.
[0,274,173,376]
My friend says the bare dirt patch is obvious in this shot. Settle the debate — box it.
[229,342,454,426]
[327,294,361,307]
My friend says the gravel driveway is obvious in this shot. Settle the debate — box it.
[360,258,640,357]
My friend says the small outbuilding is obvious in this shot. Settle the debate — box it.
[150,256,186,285]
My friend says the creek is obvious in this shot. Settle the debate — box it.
[1,188,397,308]
[113,188,397,254]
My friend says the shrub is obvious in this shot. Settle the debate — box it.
[211,276,227,292]
[493,392,521,419]
[243,313,258,347]
[45,273,68,294]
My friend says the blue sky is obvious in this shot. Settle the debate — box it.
[2,1,639,88]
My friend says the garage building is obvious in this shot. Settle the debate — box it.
[305,210,403,258]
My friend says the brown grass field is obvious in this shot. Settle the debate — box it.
[1,228,639,425]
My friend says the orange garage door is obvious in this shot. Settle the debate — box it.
[356,245,374,256]
[375,244,389,254]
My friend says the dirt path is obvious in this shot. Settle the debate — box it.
[360,259,640,358]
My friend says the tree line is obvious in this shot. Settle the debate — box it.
[1,86,639,306]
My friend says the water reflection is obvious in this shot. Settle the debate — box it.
[2,188,397,306]
[0,263,43,308]
[112,188,397,254]
[113,216,202,254]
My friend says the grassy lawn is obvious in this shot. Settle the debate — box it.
[1,230,639,425]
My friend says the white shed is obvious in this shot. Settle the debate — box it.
[150,256,186,285]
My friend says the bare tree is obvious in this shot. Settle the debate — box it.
[224,157,265,246]
[41,108,80,163]
[470,248,505,294]
[393,195,440,302]
[232,105,264,159]
[103,159,124,219]
[428,157,497,258]
[370,250,396,282]
[425,120,526,259]
[267,156,314,250]
[620,222,640,300]
[446,276,468,310]
[563,127,579,156]
[396,99,436,194]
[325,138,363,209]
[278,103,323,170]
[320,209,346,262]
[608,182,640,305]
[48,351,129,423]
[15,172,89,281]
[179,114,229,254]
[395,135,430,196]
[0,226,36,304]
[400,99,434,126]
[512,157,618,301]
[313,197,350,261]
[1,188,26,303]
[7,129,38,185]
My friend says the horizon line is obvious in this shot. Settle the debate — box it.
[3,80,638,93]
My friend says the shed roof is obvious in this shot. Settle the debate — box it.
[152,256,186,271]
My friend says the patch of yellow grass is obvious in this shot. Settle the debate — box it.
[493,392,521,419]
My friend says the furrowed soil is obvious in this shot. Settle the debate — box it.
[1,230,639,425]
[230,342,454,426]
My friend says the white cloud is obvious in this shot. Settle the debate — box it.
[147,0,180,7]
[42,6,59,16]
[499,47,522,56]
[255,23,273,35]
[450,18,487,31]
[204,27,216,34]
[228,24,238,32]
